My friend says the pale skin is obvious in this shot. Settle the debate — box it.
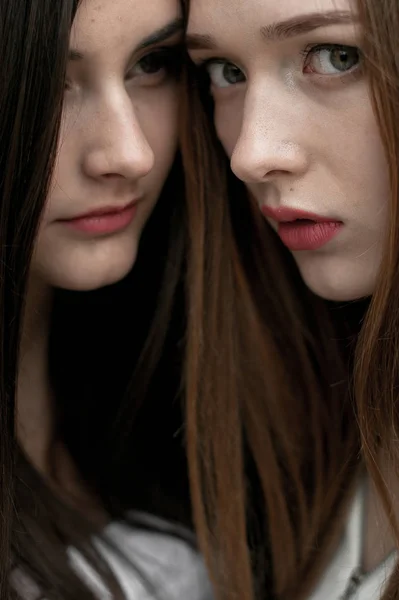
[18,0,181,515]
[187,0,390,303]
[187,0,395,581]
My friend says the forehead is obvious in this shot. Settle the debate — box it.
[187,0,353,33]
[71,0,180,53]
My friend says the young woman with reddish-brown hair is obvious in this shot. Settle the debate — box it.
[180,0,399,599]
[0,0,215,598]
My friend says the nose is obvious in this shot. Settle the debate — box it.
[230,91,309,184]
[83,94,155,182]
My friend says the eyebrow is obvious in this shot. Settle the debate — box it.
[137,17,184,50]
[260,10,355,41]
[186,10,356,51]
[68,17,184,61]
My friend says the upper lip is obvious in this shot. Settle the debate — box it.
[261,206,340,223]
[60,198,140,221]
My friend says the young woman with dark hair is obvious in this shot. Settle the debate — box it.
[0,0,213,598]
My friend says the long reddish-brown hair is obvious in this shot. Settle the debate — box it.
[354,0,399,597]
[180,0,399,599]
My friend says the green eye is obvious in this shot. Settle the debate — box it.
[305,45,360,75]
[206,60,246,88]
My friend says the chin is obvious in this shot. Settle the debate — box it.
[34,238,139,291]
[306,282,363,302]
[56,262,135,291]
[296,259,376,303]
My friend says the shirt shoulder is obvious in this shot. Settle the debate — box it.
[71,513,214,600]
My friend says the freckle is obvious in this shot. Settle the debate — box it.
[290,187,294,192]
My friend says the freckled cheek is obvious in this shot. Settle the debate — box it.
[214,99,243,158]
[362,150,391,231]
[49,97,91,187]
[332,113,390,221]
[42,124,82,220]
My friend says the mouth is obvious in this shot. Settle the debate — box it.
[60,199,140,236]
[261,206,343,251]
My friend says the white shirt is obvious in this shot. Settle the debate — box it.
[308,487,396,600]
[13,514,214,600]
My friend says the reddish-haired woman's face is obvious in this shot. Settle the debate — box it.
[32,0,182,291]
[187,0,389,301]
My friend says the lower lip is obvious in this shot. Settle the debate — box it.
[63,203,138,235]
[277,220,342,251]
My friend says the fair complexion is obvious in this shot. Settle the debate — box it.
[187,0,390,303]
[187,0,395,579]
[35,0,181,292]
[18,0,181,509]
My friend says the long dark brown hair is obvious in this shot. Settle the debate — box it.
[354,0,399,598]
[1,1,79,595]
[1,1,192,598]
[181,0,399,597]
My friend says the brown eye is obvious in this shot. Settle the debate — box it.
[127,48,180,81]
[136,52,166,75]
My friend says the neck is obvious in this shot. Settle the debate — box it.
[17,278,54,476]
[17,279,106,522]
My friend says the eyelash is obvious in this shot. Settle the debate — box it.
[64,45,182,91]
[196,42,362,86]
[301,43,362,75]
[126,45,183,81]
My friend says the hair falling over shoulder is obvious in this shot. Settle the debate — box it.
[180,3,360,600]
[354,0,399,598]
[0,2,79,597]
[1,2,190,598]
[180,0,399,599]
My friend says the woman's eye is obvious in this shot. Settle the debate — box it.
[128,48,180,80]
[304,44,360,75]
[206,60,246,88]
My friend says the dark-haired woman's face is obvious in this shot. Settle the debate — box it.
[187,0,390,302]
[33,0,182,291]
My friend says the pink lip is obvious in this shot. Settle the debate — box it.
[60,199,139,235]
[261,205,343,251]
